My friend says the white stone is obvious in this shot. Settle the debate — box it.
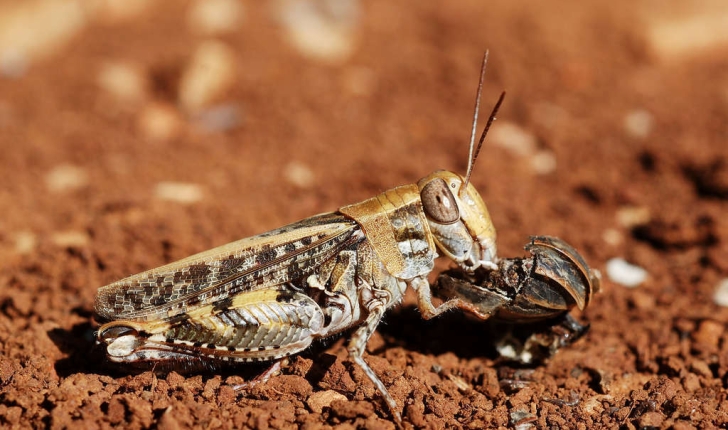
[0,0,86,77]
[14,231,37,254]
[606,258,648,288]
[179,40,236,113]
[275,0,359,63]
[97,61,148,104]
[188,0,243,35]
[602,228,623,246]
[155,182,204,204]
[616,206,651,228]
[46,164,89,192]
[489,121,537,157]
[496,343,518,360]
[645,4,728,60]
[713,278,728,307]
[530,150,557,175]
[52,231,90,247]
[284,161,315,188]
[624,110,653,139]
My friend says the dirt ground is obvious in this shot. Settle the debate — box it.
[1,0,727,429]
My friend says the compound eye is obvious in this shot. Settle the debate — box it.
[421,178,460,224]
[99,325,138,342]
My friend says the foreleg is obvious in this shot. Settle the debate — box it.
[411,276,499,320]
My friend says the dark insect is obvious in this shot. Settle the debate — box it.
[434,236,601,362]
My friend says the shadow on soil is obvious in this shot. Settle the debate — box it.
[377,304,590,365]
[48,320,107,377]
[48,318,334,381]
[47,304,578,381]
[376,304,503,360]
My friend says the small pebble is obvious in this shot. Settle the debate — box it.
[615,205,651,228]
[581,395,606,415]
[283,161,315,188]
[681,373,701,392]
[0,0,85,77]
[306,390,348,414]
[496,343,517,360]
[713,278,728,307]
[630,290,655,311]
[446,373,472,392]
[179,40,236,113]
[97,61,148,104]
[192,103,242,133]
[496,342,533,364]
[155,182,204,204]
[276,0,359,63]
[602,228,623,246]
[156,406,181,430]
[1,406,21,425]
[645,7,728,60]
[188,0,243,35]
[52,230,90,247]
[45,164,89,192]
[489,121,536,157]
[624,109,653,139]
[13,231,36,254]
[692,320,723,348]
[529,149,557,175]
[137,103,182,142]
[606,257,648,288]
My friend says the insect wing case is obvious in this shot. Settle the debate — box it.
[95,213,358,323]
[435,236,601,323]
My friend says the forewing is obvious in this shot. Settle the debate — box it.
[95,213,360,322]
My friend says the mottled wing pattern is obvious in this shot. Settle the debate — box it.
[95,212,361,322]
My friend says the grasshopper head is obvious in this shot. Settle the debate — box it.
[418,170,497,271]
[416,53,504,272]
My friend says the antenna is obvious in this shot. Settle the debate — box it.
[471,91,506,171]
[462,52,506,192]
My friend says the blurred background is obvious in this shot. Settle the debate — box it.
[0,0,726,257]
[0,0,727,428]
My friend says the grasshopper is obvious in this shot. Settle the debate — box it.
[95,53,505,427]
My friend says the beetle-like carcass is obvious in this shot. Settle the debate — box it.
[434,236,601,362]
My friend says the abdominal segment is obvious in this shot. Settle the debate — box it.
[100,288,325,366]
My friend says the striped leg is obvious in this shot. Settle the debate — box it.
[347,302,403,428]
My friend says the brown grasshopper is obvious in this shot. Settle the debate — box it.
[94,53,504,427]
